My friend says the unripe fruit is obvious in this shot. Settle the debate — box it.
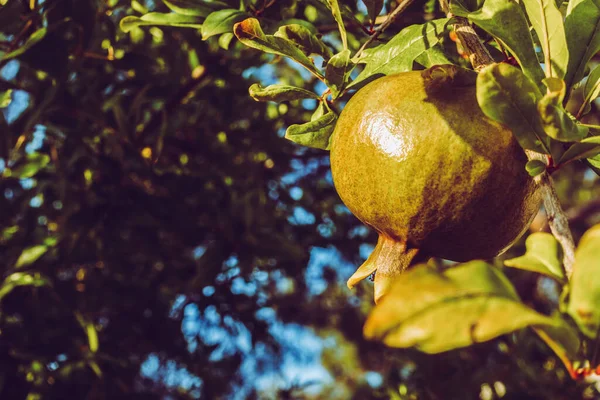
[330,65,541,303]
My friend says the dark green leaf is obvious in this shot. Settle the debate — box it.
[521,0,568,79]
[8,152,50,179]
[348,19,450,90]
[248,83,319,102]
[558,135,600,164]
[363,0,383,24]
[120,12,202,32]
[525,159,547,177]
[533,319,582,377]
[233,18,323,79]
[364,262,562,353]
[325,0,347,49]
[274,24,333,59]
[504,232,565,282]
[577,64,600,118]
[564,0,600,94]
[15,245,48,268]
[537,78,588,141]
[162,0,228,16]
[476,63,549,153]
[202,9,248,40]
[568,224,600,338]
[325,49,352,98]
[285,111,336,150]
[451,0,545,88]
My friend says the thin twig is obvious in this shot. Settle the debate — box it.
[450,17,576,277]
[354,0,416,60]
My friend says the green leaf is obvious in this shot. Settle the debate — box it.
[533,319,582,378]
[364,262,563,353]
[558,135,600,164]
[0,272,49,301]
[476,63,549,153]
[564,0,600,94]
[504,232,565,282]
[414,45,452,68]
[0,89,11,108]
[233,18,323,79]
[521,0,569,79]
[568,224,600,338]
[576,63,600,118]
[325,49,352,98]
[15,245,48,268]
[120,12,202,32]
[75,313,99,353]
[285,111,336,150]
[363,0,383,24]
[348,19,450,90]
[202,9,248,40]
[274,24,333,59]
[525,159,547,177]
[218,32,234,50]
[451,0,545,88]
[162,0,228,16]
[8,152,50,179]
[537,78,588,142]
[248,83,319,102]
[325,0,347,49]
[2,27,46,60]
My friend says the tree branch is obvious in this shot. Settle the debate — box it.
[449,16,576,277]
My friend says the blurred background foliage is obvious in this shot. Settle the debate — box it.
[1,0,600,399]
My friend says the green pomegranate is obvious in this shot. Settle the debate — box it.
[330,65,541,303]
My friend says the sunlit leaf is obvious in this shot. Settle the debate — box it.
[285,111,336,150]
[504,232,565,282]
[414,45,452,68]
[15,245,48,268]
[162,0,228,16]
[0,272,49,301]
[451,0,545,88]
[564,0,600,93]
[202,9,248,40]
[233,18,323,79]
[348,19,450,90]
[9,152,50,179]
[364,262,562,353]
[248,83,319,102]
[521,0,568,79]
[476,63,549,153]
[2,27,47,60]
[120,13,202,33]
[0,89,11,108]
[325,0,347,49]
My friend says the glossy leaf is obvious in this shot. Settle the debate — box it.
[363,0,384,23]
[120,12,202,33]
[568,224,600,338]
[202,9,248,40]
[537,78,588,142]
[274,24,333,59]
[325,0,347,49]
[325,49,352,98]
[476,63,549,153]
[504,232,565,282]
[8,152,50,179]
[364,262,561,353]
[248,83,319,102]
[233,18,323,79]
[414,45,452,68]
[285,111,336,150]
[564,0,600,93]
[162,0,228,16]
[451,0,545,87]
[521,0,568,78]
[558,135,600,164]
[348,19,450,90]
[15,245,48,268]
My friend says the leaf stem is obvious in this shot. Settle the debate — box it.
[354,0,416,60]
[449,15,576,278]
